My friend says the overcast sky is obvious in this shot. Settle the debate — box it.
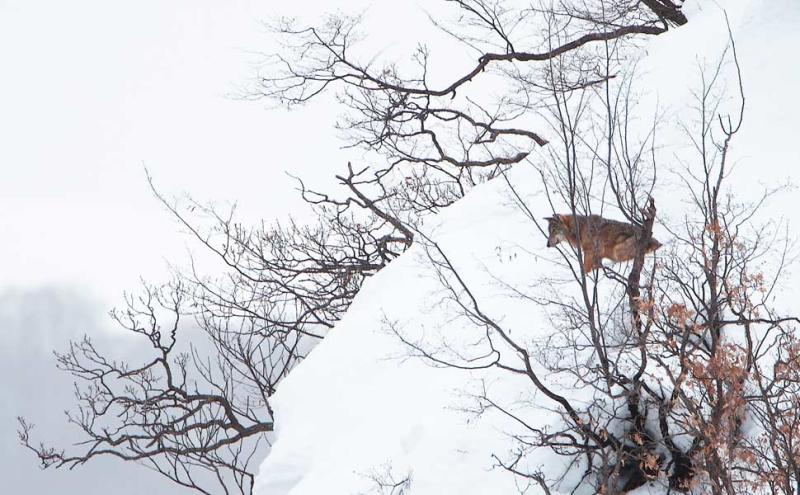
[0,0,340,295]
[0,1,382,492]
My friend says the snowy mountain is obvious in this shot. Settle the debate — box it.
[254,2,800,494]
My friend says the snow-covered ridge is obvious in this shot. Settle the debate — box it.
[255,2,800,493]
[256,163,555,494]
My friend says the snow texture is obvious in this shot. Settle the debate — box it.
[255,1,800,493]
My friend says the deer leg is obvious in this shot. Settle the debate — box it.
[583,252,595,273]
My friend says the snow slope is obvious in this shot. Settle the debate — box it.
[256,165,561,494]
[255,2,800,494]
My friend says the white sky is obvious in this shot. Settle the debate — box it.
[0,0,365,300]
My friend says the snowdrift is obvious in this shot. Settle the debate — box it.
[255,1,800,493]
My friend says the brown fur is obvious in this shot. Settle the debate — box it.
[545,214,662,273]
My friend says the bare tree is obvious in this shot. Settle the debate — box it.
[256,0,684,216]
[390,14,800,495]
[357,464,413,495]
[18,170,415,494]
